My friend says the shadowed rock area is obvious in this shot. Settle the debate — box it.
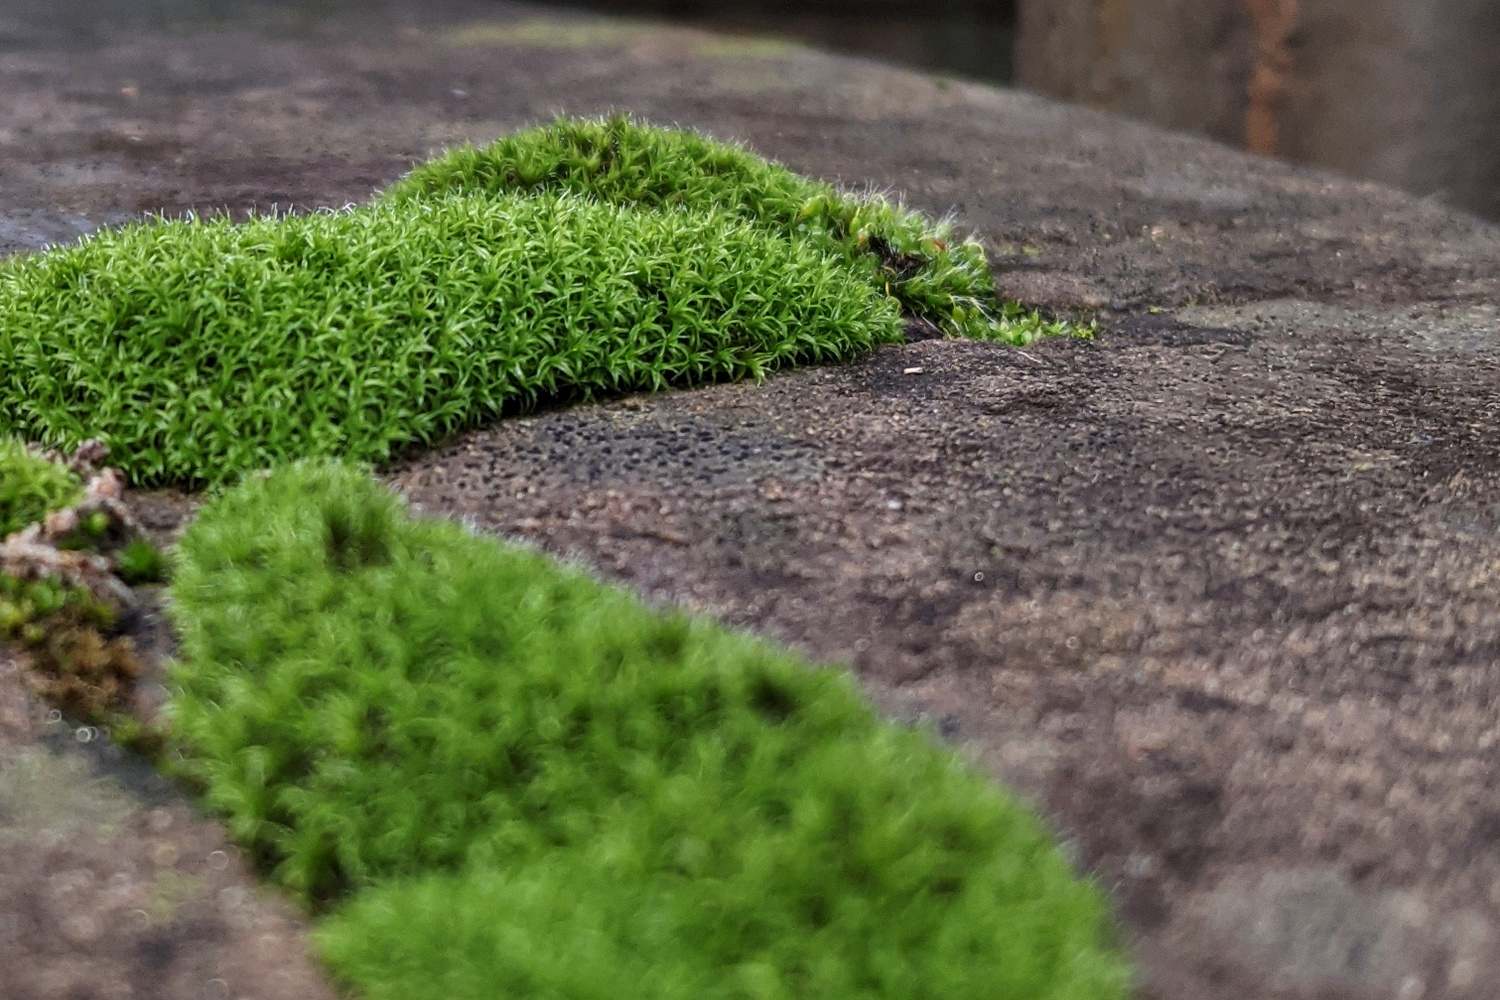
[2,2,1498,998]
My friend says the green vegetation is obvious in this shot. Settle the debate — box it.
[165,460,1129,1000]
[115,537,170,585]
[0,116,1076,489]
[0,437,82,537]
[1,115,1123,996]
[385,114,1055,344]
[0,191,897,488]
[0,572,77,638]
[0,442,153,725]
[0,568,141,724]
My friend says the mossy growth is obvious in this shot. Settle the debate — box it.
[385,113,1057,344]
[164,460,1130,1000]
[0,437,83,538]
[0,571,140,725]
[0,439,161,730]
[0,115,1077,490]
[1,189,899,488]
[115,537,170,585]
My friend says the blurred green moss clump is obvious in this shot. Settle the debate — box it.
[165,459,1131,1000]
[0,437,83,538]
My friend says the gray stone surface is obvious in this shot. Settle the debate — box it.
[2,2,1498,999]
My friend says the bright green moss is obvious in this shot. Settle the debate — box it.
[165,460,1130,999]
[0,191,898,488]
[0,437,83,538]
[0,116,1078,490]
[386,113,1066,344]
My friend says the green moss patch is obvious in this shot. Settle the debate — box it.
[2,115,1120,995]
[165,460,1129,1000]
[1,115,1075,489]
[0,438,83,538]
[385,114,1053,344]
[0,570,141,725]
[1,190,897,488]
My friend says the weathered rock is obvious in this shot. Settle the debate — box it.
[1,2,1498,999]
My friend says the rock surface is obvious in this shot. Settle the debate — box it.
[2,2,1498,998]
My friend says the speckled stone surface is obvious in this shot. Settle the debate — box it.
[3,2,1498,998]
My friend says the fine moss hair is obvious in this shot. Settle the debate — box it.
[0,115,1075,490]
[165,460,1131,1000]
[385,113,1059,344]
[0,191,898,488]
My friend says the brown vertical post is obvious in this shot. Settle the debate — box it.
[1242,0,1301,155]
[1016,0,1500,219]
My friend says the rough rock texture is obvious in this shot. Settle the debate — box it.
[387,320,1500,1000]
[2,2,1498,998]
[0,649,337,1000]
[1016,0,1500,221]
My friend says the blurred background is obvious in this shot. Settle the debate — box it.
[551,0,1500,223]
[538,0,1021,83]
[5,0,1498,221]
